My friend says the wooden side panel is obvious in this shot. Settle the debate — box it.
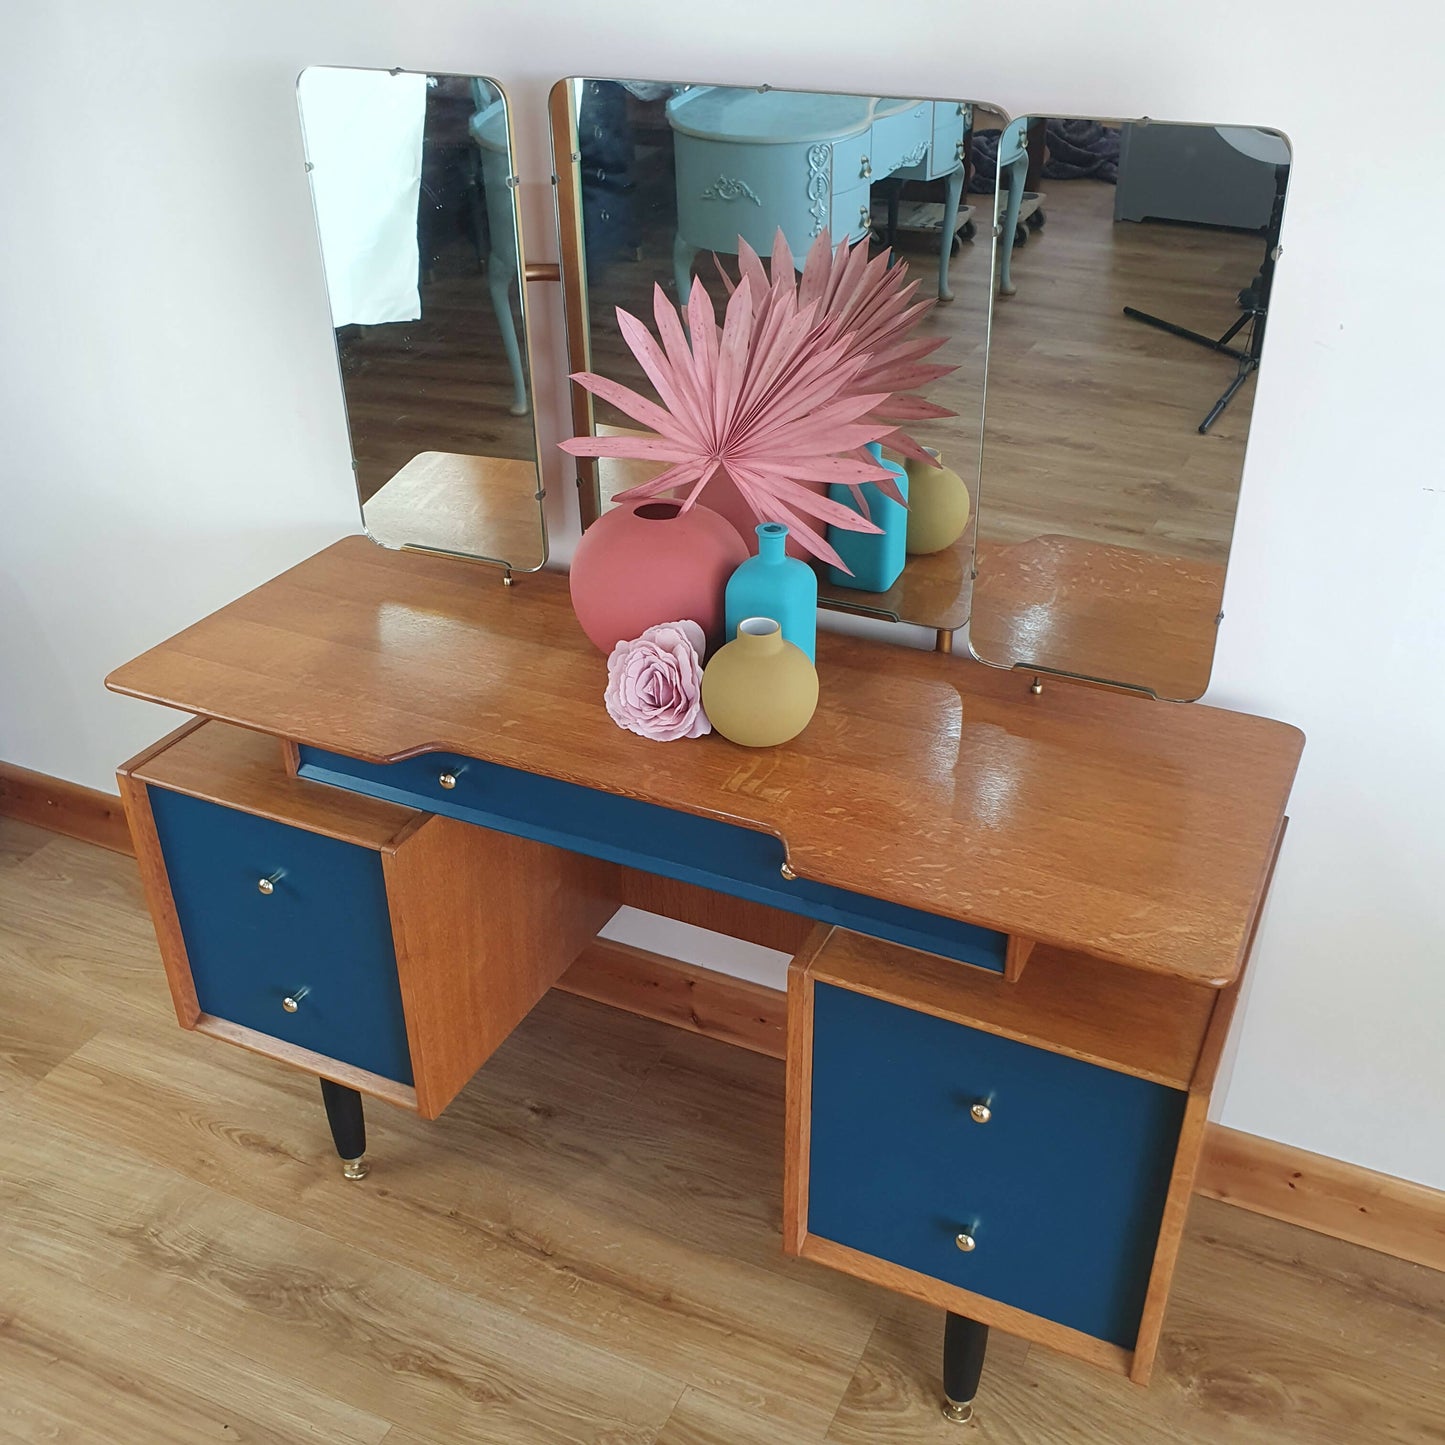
[385,817,618,1119]
[557,939,787,1058]
[1004,935,1035,982]
[1128,818,1288,1383]
[783,926,833,1255]
[116,768,201,1029]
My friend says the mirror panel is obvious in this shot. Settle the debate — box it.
[297,67,545,570]
[970,116,1290,697]
[554,79,1004,632]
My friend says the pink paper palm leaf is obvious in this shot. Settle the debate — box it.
[559,272,903,571]
[722,229,959,484]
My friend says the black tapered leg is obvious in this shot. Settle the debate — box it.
[941,1312,989,1423]
[319,1078,369,1179]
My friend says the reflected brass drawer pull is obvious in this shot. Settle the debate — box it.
[955,1230,977,1253]
[282,986,309,1014]
[970,1102,992,1125]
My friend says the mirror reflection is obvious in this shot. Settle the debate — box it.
[970,116,1290,698]
[297,67,545,570]
[557,80,1003,633]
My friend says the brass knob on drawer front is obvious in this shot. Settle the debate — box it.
[438,772,458,790]
[282,987,309,1014]
[257,871,283,895]
[970,1102,992,1125]
[860,156,872,179]
[955,1230,977,1253]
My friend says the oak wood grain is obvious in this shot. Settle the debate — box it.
[362,449,546,571]
[807,929,1215,1089]
[386,815,618,1118]
[104,537,1303,987]
[558,936,788,1058]
[970,534,1227,701]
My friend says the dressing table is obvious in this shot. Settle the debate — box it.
[107,70,1300,1427]
[108,537,1300,1415]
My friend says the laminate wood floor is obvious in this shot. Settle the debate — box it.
[2,818,1441,1444]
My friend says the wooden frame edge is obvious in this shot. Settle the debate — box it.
[800,1233,1134,1375]
[194,1015,417,1111]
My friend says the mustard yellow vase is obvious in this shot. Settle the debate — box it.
[701,618,819,747]
[903,447,971,555]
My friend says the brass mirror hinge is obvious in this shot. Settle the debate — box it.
[524,262,561,284]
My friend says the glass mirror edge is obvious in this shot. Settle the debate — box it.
[970,111,1289,700]
[296,65,548,573]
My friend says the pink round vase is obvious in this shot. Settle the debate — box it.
[570,500,748,655]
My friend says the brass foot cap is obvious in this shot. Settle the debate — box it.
[341,1155,370,1181]
[941,1397,974,1424]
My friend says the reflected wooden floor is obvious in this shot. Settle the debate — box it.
[2,818,1441,1444]
[582,167,1260,570]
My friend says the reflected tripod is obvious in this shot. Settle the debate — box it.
[1122,162,1288,435]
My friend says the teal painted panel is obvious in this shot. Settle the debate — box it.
[148,787,413,1085]
[808,983,1185,1347]
[296,746,1008,975]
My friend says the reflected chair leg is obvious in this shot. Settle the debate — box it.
[673,231,699,303]
[942,1312,989,1424]
[319,1078,368,1180]
[488,268,529,416]
[997,155,1027,296]
[938,165,964,302]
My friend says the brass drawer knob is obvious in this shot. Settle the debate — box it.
[955,1230,977,1253]
[438,772,458,790]
[282,986,309,1014]
[257,871,283,895]
[970,1102,992,1125]
[860,156,872,179]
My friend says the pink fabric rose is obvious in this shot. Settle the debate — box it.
[604,620,711,741]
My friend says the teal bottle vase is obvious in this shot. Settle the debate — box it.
[825,443,909,592]
[725,523,817,662]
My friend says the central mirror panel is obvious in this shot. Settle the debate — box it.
[553,79,1002,633]
[297,67,546,572]
[970,116,1290,698]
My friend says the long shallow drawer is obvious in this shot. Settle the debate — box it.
[148,786,414,1085]
[807,982,1186,1347]
[297,746,1007,974]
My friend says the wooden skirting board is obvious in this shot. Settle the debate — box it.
[0,760,134,855]
[9,777,1440,1276]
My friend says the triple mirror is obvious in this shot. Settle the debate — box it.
[297,66,546,572]
[294,73,1290,700]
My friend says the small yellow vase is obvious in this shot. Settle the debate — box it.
[702,618,819,748]
[903,447,971,555]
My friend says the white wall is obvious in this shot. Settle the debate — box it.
[2,0,1440,1190]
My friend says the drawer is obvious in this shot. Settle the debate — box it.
[807,983,1186,1347]
[147,786,413,1085]
[927,101,969,180]
[868,101,932,177]
[297,746,1009,974]
[829,184,873,245]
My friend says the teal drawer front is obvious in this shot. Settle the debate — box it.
[297,747,1008,974]
[148,787,414,1085]
[808,983,1185,1347]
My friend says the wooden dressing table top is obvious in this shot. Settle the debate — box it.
[106,537,1302,987]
